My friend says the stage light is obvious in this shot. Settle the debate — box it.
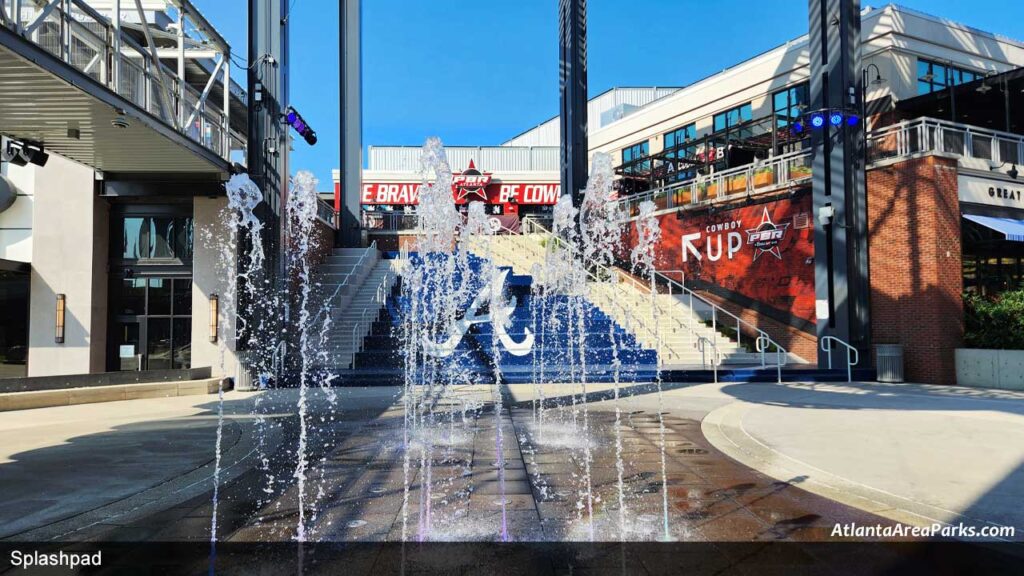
[810,114,826,128]
[830,112,844,126]
[793,122,805,133]
[283,106,318,146]
[847,115,860,126]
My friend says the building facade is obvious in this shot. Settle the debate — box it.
[354,4,1024,384]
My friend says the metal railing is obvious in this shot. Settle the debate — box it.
[362,211,420,232]
[820,336,859,383]
[612,150,813,221]
[866,116,1024,167]
[317,199,338,230]
[0,0,244,160]
[350,265,396,370]
[519,216,788,381]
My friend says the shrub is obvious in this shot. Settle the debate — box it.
[963,289,1024,350]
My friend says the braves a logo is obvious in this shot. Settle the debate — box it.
[423,269,534,358]
[746,207,790,261]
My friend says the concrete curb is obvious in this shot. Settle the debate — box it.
[0,378,229,412]
[700,400,958,529]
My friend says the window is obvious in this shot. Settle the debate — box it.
[917,59,979,95]
[119,216,194,261]
[713,103,752,133]
[621,141,649,176]
[663,124,698,182]
[772,83,809,128]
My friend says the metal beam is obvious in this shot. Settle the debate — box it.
[184,55,223,129]
[23,0,61,37]
[133,0,175,129]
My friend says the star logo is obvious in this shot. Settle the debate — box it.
[452,160,492,203]
[745,207,791,261]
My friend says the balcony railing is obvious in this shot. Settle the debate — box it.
[0,0,244,161]
[613,150,813,220]
[867,116,1024,167]
[317,199,338,230]
[362,211,420,232]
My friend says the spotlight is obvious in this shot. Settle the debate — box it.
[283,106,317,146]
[1,141,48,167]
[830,112,844,126]
[810,114,826,129]
[792,122,805,133]
[1011,165,1020,180]
[847,115,860,127]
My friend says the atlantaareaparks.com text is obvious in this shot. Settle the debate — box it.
[832,522,1016,539]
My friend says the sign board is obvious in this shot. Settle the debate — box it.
[119,345,136,358]
[624,193,817,323]
[959,174,1024,208]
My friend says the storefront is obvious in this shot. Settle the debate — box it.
[0,259,29,378]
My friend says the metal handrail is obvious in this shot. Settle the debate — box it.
[654,269,786,382]
[350,266,394,370]
[696,335,723,384]
[309,241,377,328]
[820,336,860,383]
[610,149,812,221]
[866,116,1024,167]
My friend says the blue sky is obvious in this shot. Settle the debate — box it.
[192,0,1024,190]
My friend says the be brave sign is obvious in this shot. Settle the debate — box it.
[959,174,1024,208]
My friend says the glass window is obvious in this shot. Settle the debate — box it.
[147,318,172,370]
[120,278,147,315]
[148,278,172,315]
[122,217,150,259]
[714,103,752,133]
[172,318,192,369]
[917,58,980,95]
[173,279,192,316]
[118,216,194,261]
[772,83,809,128]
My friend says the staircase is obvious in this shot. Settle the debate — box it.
[314,245,402,372]
[467,230,802,374]
[345,252,659,385]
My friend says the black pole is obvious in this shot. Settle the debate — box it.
[559,0,588,208]
[808,0,872,368]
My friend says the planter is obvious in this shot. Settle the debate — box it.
[955,348,1024,390]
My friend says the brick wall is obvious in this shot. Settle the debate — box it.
[866,155,964,385]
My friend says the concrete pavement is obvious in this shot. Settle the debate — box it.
[2,380,1023,542]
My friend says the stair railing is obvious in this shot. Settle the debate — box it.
[696,334,723,384]
[350,266,396,370]
[820,336,860,383]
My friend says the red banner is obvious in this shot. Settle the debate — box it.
[360,182,561,206]
[626,194,816,323]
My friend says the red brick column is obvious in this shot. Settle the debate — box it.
[866,155,963,384]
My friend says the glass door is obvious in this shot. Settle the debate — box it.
[110,277,192,371]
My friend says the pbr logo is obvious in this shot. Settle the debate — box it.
[746,207,790,261]
[453,160,492,202]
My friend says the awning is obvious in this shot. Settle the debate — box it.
[963,214,1024,242]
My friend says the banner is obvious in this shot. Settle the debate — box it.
[626,193,816,323]
[361,182,561,206]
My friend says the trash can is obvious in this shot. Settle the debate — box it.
[875,344,904,383]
